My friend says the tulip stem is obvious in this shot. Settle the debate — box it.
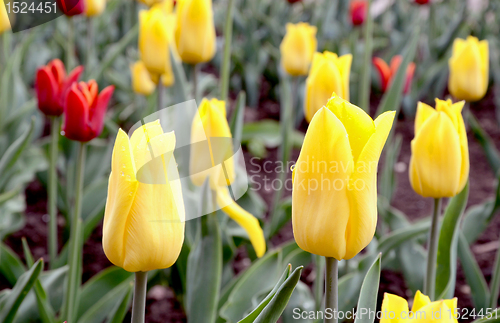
[424,198,441,300]
[157,82,165,111]
[219,0,234,102]
[86,17,94,77]
[131,271,148,323]
[192,64,198,102]
[313,255,325,311]
[325,257,338,323]
[48,117,60,269]
[66,17,76,71]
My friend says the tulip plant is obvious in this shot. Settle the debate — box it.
[1,1,500,323]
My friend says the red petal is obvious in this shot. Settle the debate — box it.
[48,59,66,86]
[404,62,416,94]
[58,65,83,110]
[372,57,391,92]
[350,0,367,26]
[36,67,61,116]
[389,55,402,76]
[89,85,114,139]
[63,84,92,142]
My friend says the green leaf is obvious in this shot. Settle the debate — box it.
[471,308,500,323]
[241,120,304,150]
[377,220,430,255]
[0,187,21,207]
[0,118,35,180]
[229,91,246,146]
[457,234,489,310]
[435,183,469,300]
[379,135,402,203]
[468,113,500,175]
[0,259,43,323]
[282,280,315,323]
[354,254,381,323]
[0,243,26,285]
[375,28,420,117]
[219,0,235,102]
[106,282,133,323]
[170,49,189,103]
[186,213,223,323]
[358,0,373,112]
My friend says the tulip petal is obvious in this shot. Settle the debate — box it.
[131,61,157,95]
[59,66,84,109]
[336,54,352,100]
[63,84,91,141]
[292,107,353,259]
[217,187,266,258]
[412,301,457,323]
[344,111,395,259]
[411,290,431,312]
[89,85,114,138]
[130,120,167,173]
[415,102,437,135]
[36,67,60,115]
[373,57,391,92]
[410,112,462,197]
[380,293,409,323]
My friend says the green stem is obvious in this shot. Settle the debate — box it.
[48,117,60,269]
[66,17,75,70]
[489,235,500,308]
[219,0,234,102]
[424,198,441,300]
[313,255,325,311]
[192,64,198,102]
[359,0,373,112]
[0,33,4,71]
[62,143,86,322]
[157,82,165,111]
[325,257,338,323]
[131,271,148,323]
[86,17,94,78]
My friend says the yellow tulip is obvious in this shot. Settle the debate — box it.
[137,0,170,8]
[131,61,157,95]
[190,98,266,257]
[139,5,174,77]
[292,94,395,260]
[280,22,317,76]
[0,0,11,34]
[381,291,457,323]
[448,36,488,102]
[174,0,216,64]
[85,0,106,17]
[304,51,352,122]
[103,120,185,272]
[409,99,469,198]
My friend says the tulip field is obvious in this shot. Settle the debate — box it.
[1,0,500,322]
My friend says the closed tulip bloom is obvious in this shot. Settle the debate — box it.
[85,0,105,16]
[293,95,395,260]
[57,0,85,16]
[103,121,185,272]
[174,0,216,64]
[304,52,352,123]
[280,22,317,76]
[0,0,11,34]
[131,61,157,96]
[415,0,430,4]
[62,80,114,142]
[410,99,468,198]
[36,59,84,116]
[373,55,415,93]
[381,291,457,323]
[190,98,266,257]
[139,5,174,76]
[350,0,367,26]
[449,36,489,102]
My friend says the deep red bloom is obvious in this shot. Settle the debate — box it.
[287,0,302,3]
[350,0,367,26]
[36,59,83,116]
[62,80,114,142]
[415,0,430,4]
[57,0,85,16]
[372,55,416,94]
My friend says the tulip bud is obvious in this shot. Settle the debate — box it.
[415,0,430,4]
[131,61,157,96]
[85,0,105,16]
[287,0,302,3]
[190,98,266,257]
[292,94,395,260]
[304,52,352,122]
[448,36,489,102]
[174,0,216,64]
[280,22,317,76]
[103,120,185,272]
[381,291,457,323]
[57,0,85,16]
[36,59,84,116]
[62,80,114,142]
[350,0,367,26]
[410,99,469,198]
[0,0,11,34]
[372,55,415,93]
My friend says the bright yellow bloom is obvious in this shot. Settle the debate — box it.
[103,120,185,272]
[0,0,11,34]
[448,36,488,102]
[280,22,317,76]
[190,98,266,257]
[137,0,171,8]
[292,94,395,260]
[131,61,156,96]
[85,0,106,16]
[304,52,352,122]
[139,5,174,78]
[381,291,457,323]
[410,99,469,198]
[174,0,216,64]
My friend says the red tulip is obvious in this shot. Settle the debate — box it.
[415,0,430,4]
[287,0,302,3]
[373,55,415,94]
[62,80,114,142]
[57,0,85,16]
[350,0,367,26]
[36,59,83,116]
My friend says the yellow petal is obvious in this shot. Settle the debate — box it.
[131,61,157,96]
[415,102,437,135]
[175,0,216,64]
[411,290,431,312]
[380,293,409,323]
[0,0,11,34]
[85,0,106,16]
[139,7,172,74]
[336,54,353,101]
[410,112,462,197]
[412,300,458,323]
[292,107,353,259]
[280,22,318,76]
[344,111,395,259]
[217,187,266,257]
